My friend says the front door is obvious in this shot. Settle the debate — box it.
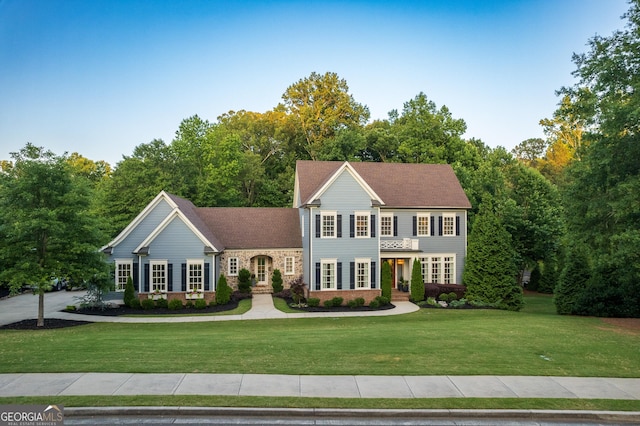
[256,256,267,285]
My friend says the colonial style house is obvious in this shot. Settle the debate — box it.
[102,160,471,303]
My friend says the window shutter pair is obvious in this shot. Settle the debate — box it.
[316,214,343,237]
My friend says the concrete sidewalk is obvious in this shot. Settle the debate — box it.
[0,372,639,399]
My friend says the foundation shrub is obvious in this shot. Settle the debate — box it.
[194,299,207,309]
[141,298,155,310]
[168,299,183,310]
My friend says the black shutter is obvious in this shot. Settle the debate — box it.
[132,263,139,291]
[370,215,376,238]
[439,216,443,236]
[371,261,377,289]
[456,216,460,236]
[315,214,321,238]
[350,215,355,238]
[393,216,398,237]
[350,262,355,290]
[337,214,342,238]
[144,263,149,292]
[431,217,435,236]
[167,263,173,291]
[204,263,210,291]
[413,216,417,236]
[337,262,342,290]
[315,262,321,291]
[181,263,187,291]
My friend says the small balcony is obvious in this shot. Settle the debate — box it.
[380,238,419,251]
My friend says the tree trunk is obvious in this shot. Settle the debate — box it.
[37,290,45,327]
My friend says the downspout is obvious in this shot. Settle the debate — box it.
[308,206,313,299]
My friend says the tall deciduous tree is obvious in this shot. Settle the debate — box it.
[281,71,370,160]
[559,0,640,317]
[0,144,108,326]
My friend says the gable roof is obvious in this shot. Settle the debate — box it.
[195,207,301,249]
[295,160,472,209]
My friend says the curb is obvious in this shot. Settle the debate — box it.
[65,406,640,423]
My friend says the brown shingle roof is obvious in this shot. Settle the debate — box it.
[295,160,471,209]
[194,207,302,250]
[165,192,224,251]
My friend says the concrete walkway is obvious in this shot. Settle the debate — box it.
[1,372,639,400]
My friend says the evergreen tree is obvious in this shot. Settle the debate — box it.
[463,199,523,311]
[381,261,392,300]
[123,275,136,307]
[527,263,541,291]
[215,274,232,305]
[554,244,590,315]
[238,268,252,293]
[271,269,283,293]
[538,256,558,294]
[410,258,424,302]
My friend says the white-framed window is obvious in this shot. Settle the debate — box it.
[418,255,456,284]
[322,211,336,238]
[380,213,393,237]
[150,260,167,293]
[228,257,238,276]
[443,213,456,236]
[355,258,370,289]
[321,259,337,290]
[417,213,430,236]
[115,259,132,292]
[187,259,204,292]
[355,212,369,238]
[284,256,295,275]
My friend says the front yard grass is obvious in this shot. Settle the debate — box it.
[0,294,638,377]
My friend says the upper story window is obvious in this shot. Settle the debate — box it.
[380,214,393,237]
[322,211,336,238]
[355,212,369,238]
[443,213,456,236]
[417,213,430,236]
[228,257,239,276]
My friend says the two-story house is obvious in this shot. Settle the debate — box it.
[102,160,471,303]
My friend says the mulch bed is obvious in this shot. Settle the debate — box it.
[0,319,92,330]
[282,298,395,312]
[67,299,240,316]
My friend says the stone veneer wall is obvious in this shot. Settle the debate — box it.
[220,249,303,291]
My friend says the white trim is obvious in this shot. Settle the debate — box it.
[321,211,337,239]
[380,213,393,237]
[284,256,295,275]
[442,213,456,236]
[186,259,204,293]
[305,162,384,206]
[134,208,219,254]
[149,260,168,293]
[114,259,133,292]
[416,254,457,284]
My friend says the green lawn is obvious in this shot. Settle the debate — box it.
[1,294,638,377]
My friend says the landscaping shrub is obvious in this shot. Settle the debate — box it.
[123,276,135,307]
[209,299,217,307]
[410,259,425,302]
[438,293,450,302]
[381,261,392,299]
[424,283,439,298]
[554,243,590,315]
[323,299,334,308]
[194,298,207,309]
[307,297,320,307]
[185,300,194,309]
[448,291,458,301]
[238,268,252,294]
[449,298,467,308]
[130,298,141,309]
[527,263,541,291]
[331,296,343,307]
[369,299,380,309]
[271,269,283,294]
[168,299,183,310]
[216,274,232,305]
[426,297,439,307]
[538,257,558,294]
[155,298,168,309]
[141,298,155,310]
[347,298,365,308]
[289,276,306,306]
[347,299,358,308]
[375,295,390,306]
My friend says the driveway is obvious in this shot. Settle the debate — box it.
[0,290,84,326]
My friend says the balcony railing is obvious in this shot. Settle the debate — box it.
[380,238,419,251]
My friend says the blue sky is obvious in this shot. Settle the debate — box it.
[0,0,630,167]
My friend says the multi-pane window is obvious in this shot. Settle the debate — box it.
[380,214,393,237]
[321,259,336,290]
[355,212,369,238]
[420,257,429,283]
[322,212,336,238]
[115,260,132,292]
[150,261,167,293]
[188,260,203,292]
[443,256,454,284]
[443,214,455,236]
[356,258,370,289]
[430,257,441,283]
[284,256,295,275]
[417,213,430,236]
[228,257,238,276]
[419,255,456,284]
